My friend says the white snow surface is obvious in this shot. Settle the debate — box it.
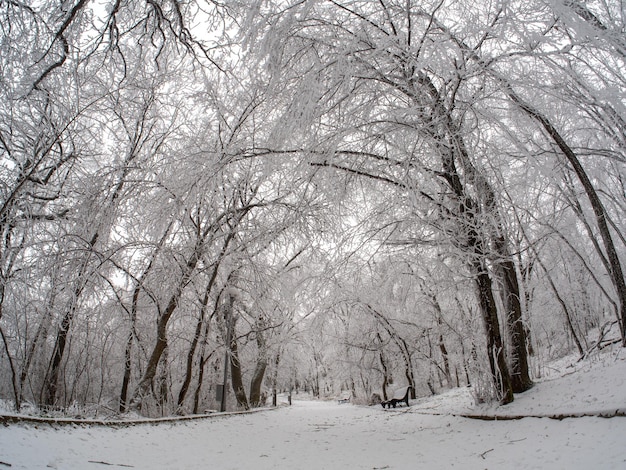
[1,348,625,469]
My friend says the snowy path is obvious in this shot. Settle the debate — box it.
[1,397,625,469]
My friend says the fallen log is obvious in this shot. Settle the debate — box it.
[0,406,278,428]
[455,408,626,421]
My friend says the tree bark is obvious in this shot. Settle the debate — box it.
[377,333,389,401]
[229,332,249,410]
[474,262,514,405]
[249,317,268,408]
[496,255,533,393]
[249,359,268,408]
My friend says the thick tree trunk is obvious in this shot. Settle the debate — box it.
[472,170,532,394]
[249,317,268,408]
[432,89,516,402]
[131,324,168,412]
[0,326,19,411]
[249,360,267,408]
[156,346,169,415]
[268,351,281,405]
[229,335,249,410]
[496,256,533,393]
[474,263,514,404]
[219,290,249,410]
[401,341,417,400]
[43,293,84,407]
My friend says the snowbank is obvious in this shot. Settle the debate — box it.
[0,348,624,469]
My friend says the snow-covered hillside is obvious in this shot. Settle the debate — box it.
[1,347,625,469]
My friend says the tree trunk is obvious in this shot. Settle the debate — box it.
[192,355,208,415]
[432,85,515,402]
[268,350,281,406]
[192,316,217,414]
[249,317,268,408]
[474,263,514,404]
[505,85,626,346]
[19,303,51,407]
[156,346,170,416]
[527,239,585,357]
[0,326,19,411]
[43,233,98,408]
[119,282,141,413]
[130,243,202,411]
[176,288,210,414]
[249,359,268,408]
[438,334,451,388]
[119,323,134,413]
[229,334,249,410]
[377,333,389,401]
[432,295,452,388]
[496,256,533,393]
[120,222,171,413]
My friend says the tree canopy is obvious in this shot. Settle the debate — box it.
[0,0,624,415]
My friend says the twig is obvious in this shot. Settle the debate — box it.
[88,461,134,468]
[480,448,493,459]
[0,461,12,467]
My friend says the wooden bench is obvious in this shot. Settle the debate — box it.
[337,391,352,404]
[381,386,411,408]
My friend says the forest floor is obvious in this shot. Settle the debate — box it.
[1,346,625,469]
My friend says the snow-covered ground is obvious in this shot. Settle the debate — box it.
[1,347,625,469]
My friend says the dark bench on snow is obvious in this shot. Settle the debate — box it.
[337,391,351,404]
[381,386,411,408]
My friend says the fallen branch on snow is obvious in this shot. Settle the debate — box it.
[88,461,133,467]
[0,406,278,428]
[455,408,626,421]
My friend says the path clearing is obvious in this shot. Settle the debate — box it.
[1,398,625,469]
